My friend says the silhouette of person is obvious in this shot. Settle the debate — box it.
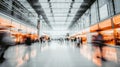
[0,30,15,63]
[23,34,32,61]
[25,34,32,46]
[95,30,106,61]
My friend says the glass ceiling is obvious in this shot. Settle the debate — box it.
[39,0,83,30]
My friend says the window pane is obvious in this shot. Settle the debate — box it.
[90,2,98,25]
[114,0,120,14]
[50,0,72,2]
[73,3,82,8]
[41,3,49,8]
[51,3,70,8]
[99,4,108,20]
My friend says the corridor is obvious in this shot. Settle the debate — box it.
[1,0,120,67]
[0,41,96,67]
[0,41,120,67]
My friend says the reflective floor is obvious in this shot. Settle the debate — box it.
[0,41,120,67]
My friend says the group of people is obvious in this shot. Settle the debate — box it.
[71,37,83,47]
[0,29,107,63]
[40,36,51,44]
[76,37,83,47]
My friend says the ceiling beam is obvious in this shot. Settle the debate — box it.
[68,0,96,29]
[27,0,52,29]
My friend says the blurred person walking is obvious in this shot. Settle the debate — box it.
[77,37,82,47]
[0,30,15,63]
[23,34,32,61]
[92,30,106,61]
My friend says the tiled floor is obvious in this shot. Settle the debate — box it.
[0,41,119,67]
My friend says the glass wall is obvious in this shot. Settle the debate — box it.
[90,2,98,25]
[71,0,120,46]
[84,9,90,28]
[98,0,108,7]
[79,19,83,30]
[107,0,114,16]
[98,0,114,20]
[99,4,108,20]
[81,18,85,30]
[114,0,120,14]
[98,0,108,20]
